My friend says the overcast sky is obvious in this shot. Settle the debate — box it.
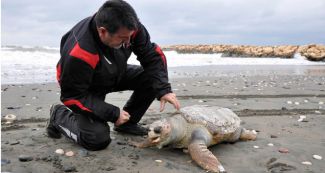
[2,0,325,47]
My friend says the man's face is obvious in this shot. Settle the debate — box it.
[98,27,134,49]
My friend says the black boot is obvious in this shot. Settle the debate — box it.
[46,104,62,139]
[114,122,148,136]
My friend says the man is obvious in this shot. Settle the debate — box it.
[47,0,180,151]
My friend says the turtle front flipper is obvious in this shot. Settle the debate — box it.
[188,128,226,173]
[128,138,156,148]
[240,128,257,141]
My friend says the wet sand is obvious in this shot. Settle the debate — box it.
[1,65,325,173]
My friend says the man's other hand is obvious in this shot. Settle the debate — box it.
[160,93,181,112]
[115,110,130,126]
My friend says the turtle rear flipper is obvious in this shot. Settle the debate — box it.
[188,128,226,173]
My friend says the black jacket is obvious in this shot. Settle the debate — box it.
[57,15,171,123]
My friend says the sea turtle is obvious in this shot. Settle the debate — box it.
[133,105,257,173]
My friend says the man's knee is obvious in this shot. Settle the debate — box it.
[79,126,112,151]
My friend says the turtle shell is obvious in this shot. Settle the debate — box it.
[180,105,241,135]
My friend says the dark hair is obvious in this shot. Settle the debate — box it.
[95,0,139,34]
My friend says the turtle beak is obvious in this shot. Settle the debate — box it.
[152,137,161,143]
[148,128,161,144]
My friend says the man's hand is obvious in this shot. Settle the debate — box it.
[160,93,181,112]
[115,110,130,126]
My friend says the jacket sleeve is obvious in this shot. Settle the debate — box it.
[58,43,120,123]
[131,23,172,100]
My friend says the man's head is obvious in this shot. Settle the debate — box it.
[95,0,139,49]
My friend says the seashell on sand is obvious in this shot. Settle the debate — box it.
[313,155,322,160]
[298,115,306,122]
[301,161,312,165]
[65,151,74,157]
[4,114,16,123]
[55,149,64,155]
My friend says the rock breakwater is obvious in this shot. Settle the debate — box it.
[162,44,325,61]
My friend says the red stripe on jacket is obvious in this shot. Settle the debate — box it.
[69,43,99,69]
[155,45,167,67]
[63,99,92,112]
[56,64,61,84]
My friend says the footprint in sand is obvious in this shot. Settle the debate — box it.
[266,158,296,173]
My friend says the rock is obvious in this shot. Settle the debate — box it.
[78,149,89,157]
[273,45,298,58]
[313,155,322,160]
[278,148,289,153]
[18,155,33,162]
[41,156,50,162]
[155,160,163,163]
[6,106,21,110]
[163,44,325,61]
[128,154,139,160]
[299,44,325,61]
[62,165,77,172]
[116,141,127,145]
[270,135,278,138]
[253,145,260,149]
[10,141,20,145]
[35,107,42,111]
[104,166,116,171]
[65,151,74,157]
[55,149,65,155]
[301,119,309,122]
[1,159,11,165]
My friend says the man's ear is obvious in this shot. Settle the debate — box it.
[97,27,107,37]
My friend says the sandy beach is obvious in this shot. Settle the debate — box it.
[1,65,325,173]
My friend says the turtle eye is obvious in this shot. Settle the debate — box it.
[154,126,162,134]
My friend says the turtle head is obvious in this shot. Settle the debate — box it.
[147,118,172,148]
